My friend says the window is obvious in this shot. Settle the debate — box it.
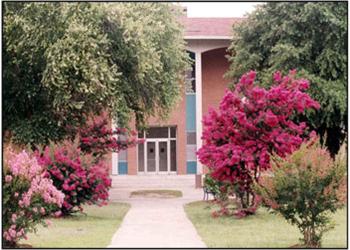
[186,145,197,161]
[146,127,168,138]
[138,127,176,139]
[185,51,196,93]
[186,132,196,145]
[170,127,176,138]
[118,149,127,161]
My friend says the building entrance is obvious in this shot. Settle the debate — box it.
[138,127,177,174]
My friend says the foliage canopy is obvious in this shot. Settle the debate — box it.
[227,2,347,154]
[4,2,189,145]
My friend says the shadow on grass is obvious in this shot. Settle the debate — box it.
[130,189,183,198]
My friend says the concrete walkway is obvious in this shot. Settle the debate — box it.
[107,176,207,248]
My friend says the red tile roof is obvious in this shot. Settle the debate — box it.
[179,17,244,38]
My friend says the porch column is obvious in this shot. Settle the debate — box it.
[111,118,118,175]
[195,51,203,174]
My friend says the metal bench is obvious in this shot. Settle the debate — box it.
[203,186,217,200]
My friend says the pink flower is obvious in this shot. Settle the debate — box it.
[14,192,19,198]
[18,200,24,208]
[4,232,12,241]
[273,71,282,82]
[265,110,279,127]
[54,211,62,217]
[40,207,46,215]
[299,79,309,90]
[9,228,16,238]
[11,213,17,223]
[5,175,13,183]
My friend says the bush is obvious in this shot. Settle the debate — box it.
[36,139,112,215]
[198,70,320,214]
[3,148,64,247]
[255,138,346,247]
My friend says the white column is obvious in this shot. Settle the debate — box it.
[195,51,203,174]
[111,118,119,175]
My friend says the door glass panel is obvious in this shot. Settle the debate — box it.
[138,143,144,172]
[170,140,177,172]
[147,142,156,172]
[159,141,168,172]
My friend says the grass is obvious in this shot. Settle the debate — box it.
[19,202,130,248]
[185,201,347,248]
[130,189,182,198]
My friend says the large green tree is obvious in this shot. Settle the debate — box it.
[4,2,189,145]
[227,2,347,155]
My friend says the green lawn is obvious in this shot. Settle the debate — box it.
[19,202,130,248]
[185,201,347,248]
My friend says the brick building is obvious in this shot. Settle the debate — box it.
[111,14,243,175]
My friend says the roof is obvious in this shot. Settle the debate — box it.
[179,17,244,39]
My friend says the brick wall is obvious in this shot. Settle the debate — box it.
[202,47,231,115]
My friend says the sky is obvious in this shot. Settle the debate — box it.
[178,2,264,18]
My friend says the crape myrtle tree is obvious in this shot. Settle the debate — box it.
[197,70,320,214]
[4,2,189,145]
[227,2,347,155]
[255,138,346,247]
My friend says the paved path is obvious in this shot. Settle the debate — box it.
[107,177,207,248]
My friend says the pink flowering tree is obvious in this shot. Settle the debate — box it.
[3,149,64,247]
[78,112,140,160]
[197,70,320,215]
[36,139,112,215]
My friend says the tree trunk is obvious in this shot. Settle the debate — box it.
[303,226,320,248]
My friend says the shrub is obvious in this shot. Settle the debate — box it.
[3,148,64,247]
[198,70,320,215]
[36,139,112,215]
[255,138,346,247]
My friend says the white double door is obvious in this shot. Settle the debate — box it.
[145,139,171,174]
